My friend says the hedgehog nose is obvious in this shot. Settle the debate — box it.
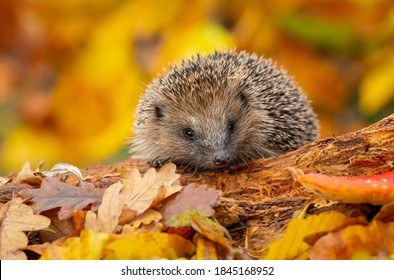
[213,151,231,165]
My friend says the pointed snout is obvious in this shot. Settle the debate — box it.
[213,150,231,166]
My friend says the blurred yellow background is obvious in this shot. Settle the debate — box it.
[1,0,393,174]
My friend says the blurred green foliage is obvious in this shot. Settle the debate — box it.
[0,0,393,174]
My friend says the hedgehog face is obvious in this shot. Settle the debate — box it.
[150,85,256,169]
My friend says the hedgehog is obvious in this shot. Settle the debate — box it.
[131,50,319,170]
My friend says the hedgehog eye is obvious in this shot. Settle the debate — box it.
[155,105,164,120]
[227,120,235,133]
[183,128,195,140]
[237,90,248,105]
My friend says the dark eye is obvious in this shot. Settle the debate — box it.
[227,121,235,133]
[183,128,195,140]
[155,105,164,120]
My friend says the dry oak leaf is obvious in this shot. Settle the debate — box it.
[0,196,50,260]
[19,177,103,220]
[298,171,394,205]
[103,232,195,260]
[85,163,181,233]
[40,229,110,260]
[159,183,222,224]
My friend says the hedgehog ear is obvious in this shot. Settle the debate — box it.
[154,105,164,120]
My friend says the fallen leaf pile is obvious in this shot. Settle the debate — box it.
[0,162,225,260]
[1,162,393,260]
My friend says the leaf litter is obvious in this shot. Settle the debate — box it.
[1,161,394,260]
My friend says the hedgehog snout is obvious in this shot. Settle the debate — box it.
[213,150,231,166]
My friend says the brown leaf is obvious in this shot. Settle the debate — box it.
[159,183,221,223]
[19,177,103,220]
[0,196,50,259]
[11,162,44,186]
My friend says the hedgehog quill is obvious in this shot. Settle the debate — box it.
[131,50,319,170]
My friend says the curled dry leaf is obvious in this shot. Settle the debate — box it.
[159,183,222,224]
[0,196,50,260]
[35,162,84,187]
[11,161,44,186]
[19,177,103,220]
[298,171,394,205]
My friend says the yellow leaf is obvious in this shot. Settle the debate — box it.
[40,229,109,260]
[309,220,394,260]
[103,232,195,260]
[360,54,394,115]
[263,212,356,260]
[195,234,218,260]
[0,197,50,260]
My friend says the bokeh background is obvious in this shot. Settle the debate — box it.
[1,0,393,174]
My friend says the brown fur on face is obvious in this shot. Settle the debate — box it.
[131,50,319,170]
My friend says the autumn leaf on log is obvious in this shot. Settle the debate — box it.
[159,183,222,224]
[298,170,394,205]
[85,163,182,233]
[19,177,103,220]
[0,196,50,260]
[103,232,195,260]
[40,229,110,260]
